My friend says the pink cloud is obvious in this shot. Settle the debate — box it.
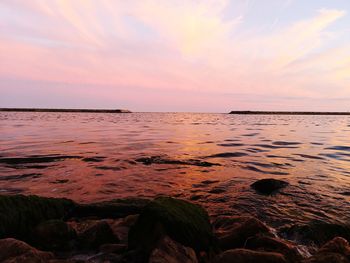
[0,1,349,111]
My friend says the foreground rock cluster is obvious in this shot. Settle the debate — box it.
[0,194,350,262]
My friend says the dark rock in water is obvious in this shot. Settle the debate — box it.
[205,152,248,158]
[0,238,54,262]
[213,216,272,250]
[135,156,220,167]
[149,236,198,263]
[0,155,81,167]
[201,180,220,185]
[190,194,203,201]
[214,248,287,263]
[281,221,350,246]
[0,194,75,240]
[82,156,105,162]
[78,220,119,250]
[251,178,289,195]
[302,237,350,263]
[128,197,216,254]
[32,219,76,251]
[71,198,150,219]
[209,187,227,194]
[245,236,303,262]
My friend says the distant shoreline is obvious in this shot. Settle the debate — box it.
[229,111,350,115]
[0,108,131,113]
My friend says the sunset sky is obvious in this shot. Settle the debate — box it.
[1,0,350,112]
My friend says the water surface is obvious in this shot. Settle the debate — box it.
[1,112,350,228]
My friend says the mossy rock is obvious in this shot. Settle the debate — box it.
[71,198,150,219]
[128,197,216,253]
[0,194,75,240]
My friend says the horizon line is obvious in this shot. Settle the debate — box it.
[1,108,350,115]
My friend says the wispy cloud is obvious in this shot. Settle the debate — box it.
[0,0,349,111]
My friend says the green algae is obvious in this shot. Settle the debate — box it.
[128,196,216,253]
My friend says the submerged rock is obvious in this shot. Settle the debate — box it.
[214,248,287,263]
[128,197,216,254]
[0,238,54,263]
[32,219,76,251]
[149,236,198,263]
[0,194,74,240]
[318,237,350,255]
[213,215,272,250]
[135,156,220,167]
[251,178,289,195]
[281,221,350,246]
[302,237,350,263]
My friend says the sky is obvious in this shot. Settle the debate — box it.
[0,0,350,112]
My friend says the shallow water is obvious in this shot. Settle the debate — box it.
[1,112,350,228]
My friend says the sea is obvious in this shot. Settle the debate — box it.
[1,112,350,228]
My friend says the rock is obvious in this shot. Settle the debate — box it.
[122,214,139,227]
[71,198,149,219]
[32,219,76,251]
[214,248,287,263]
[213,215,272,250]
[0,238,54,263]
[135,156,220,167]
[302,237,350,263]
[78,220,119,250]
[251,179,289,195]
[82,252,122,262]
[0,194,75,240]
[128,197,216,254]
[109,214,139,244]
[99,243,127,254]
[281,221,350,246]
[149,235,198,263]
[245,235,303,262]
[319,237,350,255]
[118,249,149,263]
[302,253,349,263]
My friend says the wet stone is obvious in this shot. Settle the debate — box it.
[213,215,273,250]
[214,249,287,263]
[251,178,289,195]
[32,219,76,251]
[78,220,119,250]
[149,236,198,263]
[0,238,54,262]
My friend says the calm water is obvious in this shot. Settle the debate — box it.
[1,112,350,228]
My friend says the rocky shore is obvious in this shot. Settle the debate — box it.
[229,111,350,115]
[1,194,350,263]
[0,108,132,113]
